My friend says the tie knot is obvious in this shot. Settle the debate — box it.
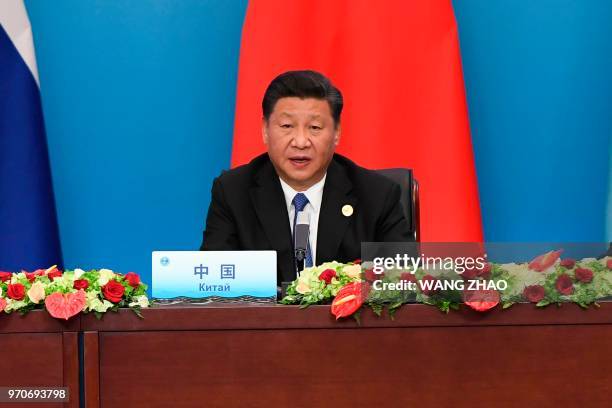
[292,193,309,212]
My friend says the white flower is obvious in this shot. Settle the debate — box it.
[97,269,115,286]
[74,268,85,279]
[91,298,113,313]
[501,263,546,297]
[11,272,26,284]
[128,295,149,308]
[342,264,362,279]
[593,269,612,298]
[5,299,27,312]
[598,257,611,268]
[85,291,113,313]
[27,281,46,304]
[50,274,73,291]
[295,275,313,294]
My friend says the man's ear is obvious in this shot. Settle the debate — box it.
[333,123,341,146]
[262,118,269,145]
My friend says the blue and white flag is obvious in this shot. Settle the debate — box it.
[0,0,62,271]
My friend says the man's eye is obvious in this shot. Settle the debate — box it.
[311,125,322,130]
[280,124,292,129]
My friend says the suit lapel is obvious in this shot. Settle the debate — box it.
[249,159,294,281]
[317,159,357,264]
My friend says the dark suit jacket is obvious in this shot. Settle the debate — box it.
[200,153,414,283]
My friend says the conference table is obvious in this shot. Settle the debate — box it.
[2,302,612,407]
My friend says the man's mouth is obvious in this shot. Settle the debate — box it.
[289,156,312,168]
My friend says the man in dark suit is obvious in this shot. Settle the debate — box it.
[201,70,413,284]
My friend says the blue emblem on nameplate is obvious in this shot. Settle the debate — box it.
[152,251,277,302]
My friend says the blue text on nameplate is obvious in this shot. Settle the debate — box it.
[152,251,277,299]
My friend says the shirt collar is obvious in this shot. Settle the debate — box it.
[279,174,327,213]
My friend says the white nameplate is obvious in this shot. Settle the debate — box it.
[152,251,277,299]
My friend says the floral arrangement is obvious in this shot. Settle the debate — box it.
[281,252,612,320]
[0,266,149,320]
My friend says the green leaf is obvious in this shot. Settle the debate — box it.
[352,309,362,325]
[131,307,144,319]
[536,300,551,307]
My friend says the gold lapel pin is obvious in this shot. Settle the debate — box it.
[342,204,353,217]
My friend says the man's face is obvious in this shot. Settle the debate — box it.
[263,97,340,191]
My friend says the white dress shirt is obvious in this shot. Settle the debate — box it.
[279,174,326,266]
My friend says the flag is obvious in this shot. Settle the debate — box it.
[0,0,62,271]
[231,0,483,242]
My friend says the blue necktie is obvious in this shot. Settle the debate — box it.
[292,193,313,268]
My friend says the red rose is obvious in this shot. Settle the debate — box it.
[7,283,26,300]
[352,259,362,265]
[318,269,337,285]
[73,279,89,290]
[400,272,417,283]
[560,259,576,269]
[555,274,574,295]
[419,274,438,296]
[364,268,384,282]
[0,271,12,282]
[124,272,141,288]
[574,267,593,283]
[523,285,546,303]
[607,259,612,270]
[477,263,492,280]
[102,280,125,303]
[46,268,62,281]
[461,268,478,279]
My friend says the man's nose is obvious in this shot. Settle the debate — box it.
[292,128,311,148]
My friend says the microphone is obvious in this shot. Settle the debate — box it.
[294,211,310,274]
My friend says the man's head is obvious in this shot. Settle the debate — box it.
[262,70,343,191]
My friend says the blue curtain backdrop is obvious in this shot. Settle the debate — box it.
[23,0,611,287]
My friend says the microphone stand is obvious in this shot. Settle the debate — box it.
[295,248,306,276]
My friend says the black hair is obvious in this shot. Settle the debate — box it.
[262,70,343,127]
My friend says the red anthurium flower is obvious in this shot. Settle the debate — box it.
[46,267,63,281]
[529,250,563,272]
[331,282,367,319]
[463,289,500,312]
[45,291,86,320]
[0,271,12,282]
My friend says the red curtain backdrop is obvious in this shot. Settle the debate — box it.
[231,0,483,242]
